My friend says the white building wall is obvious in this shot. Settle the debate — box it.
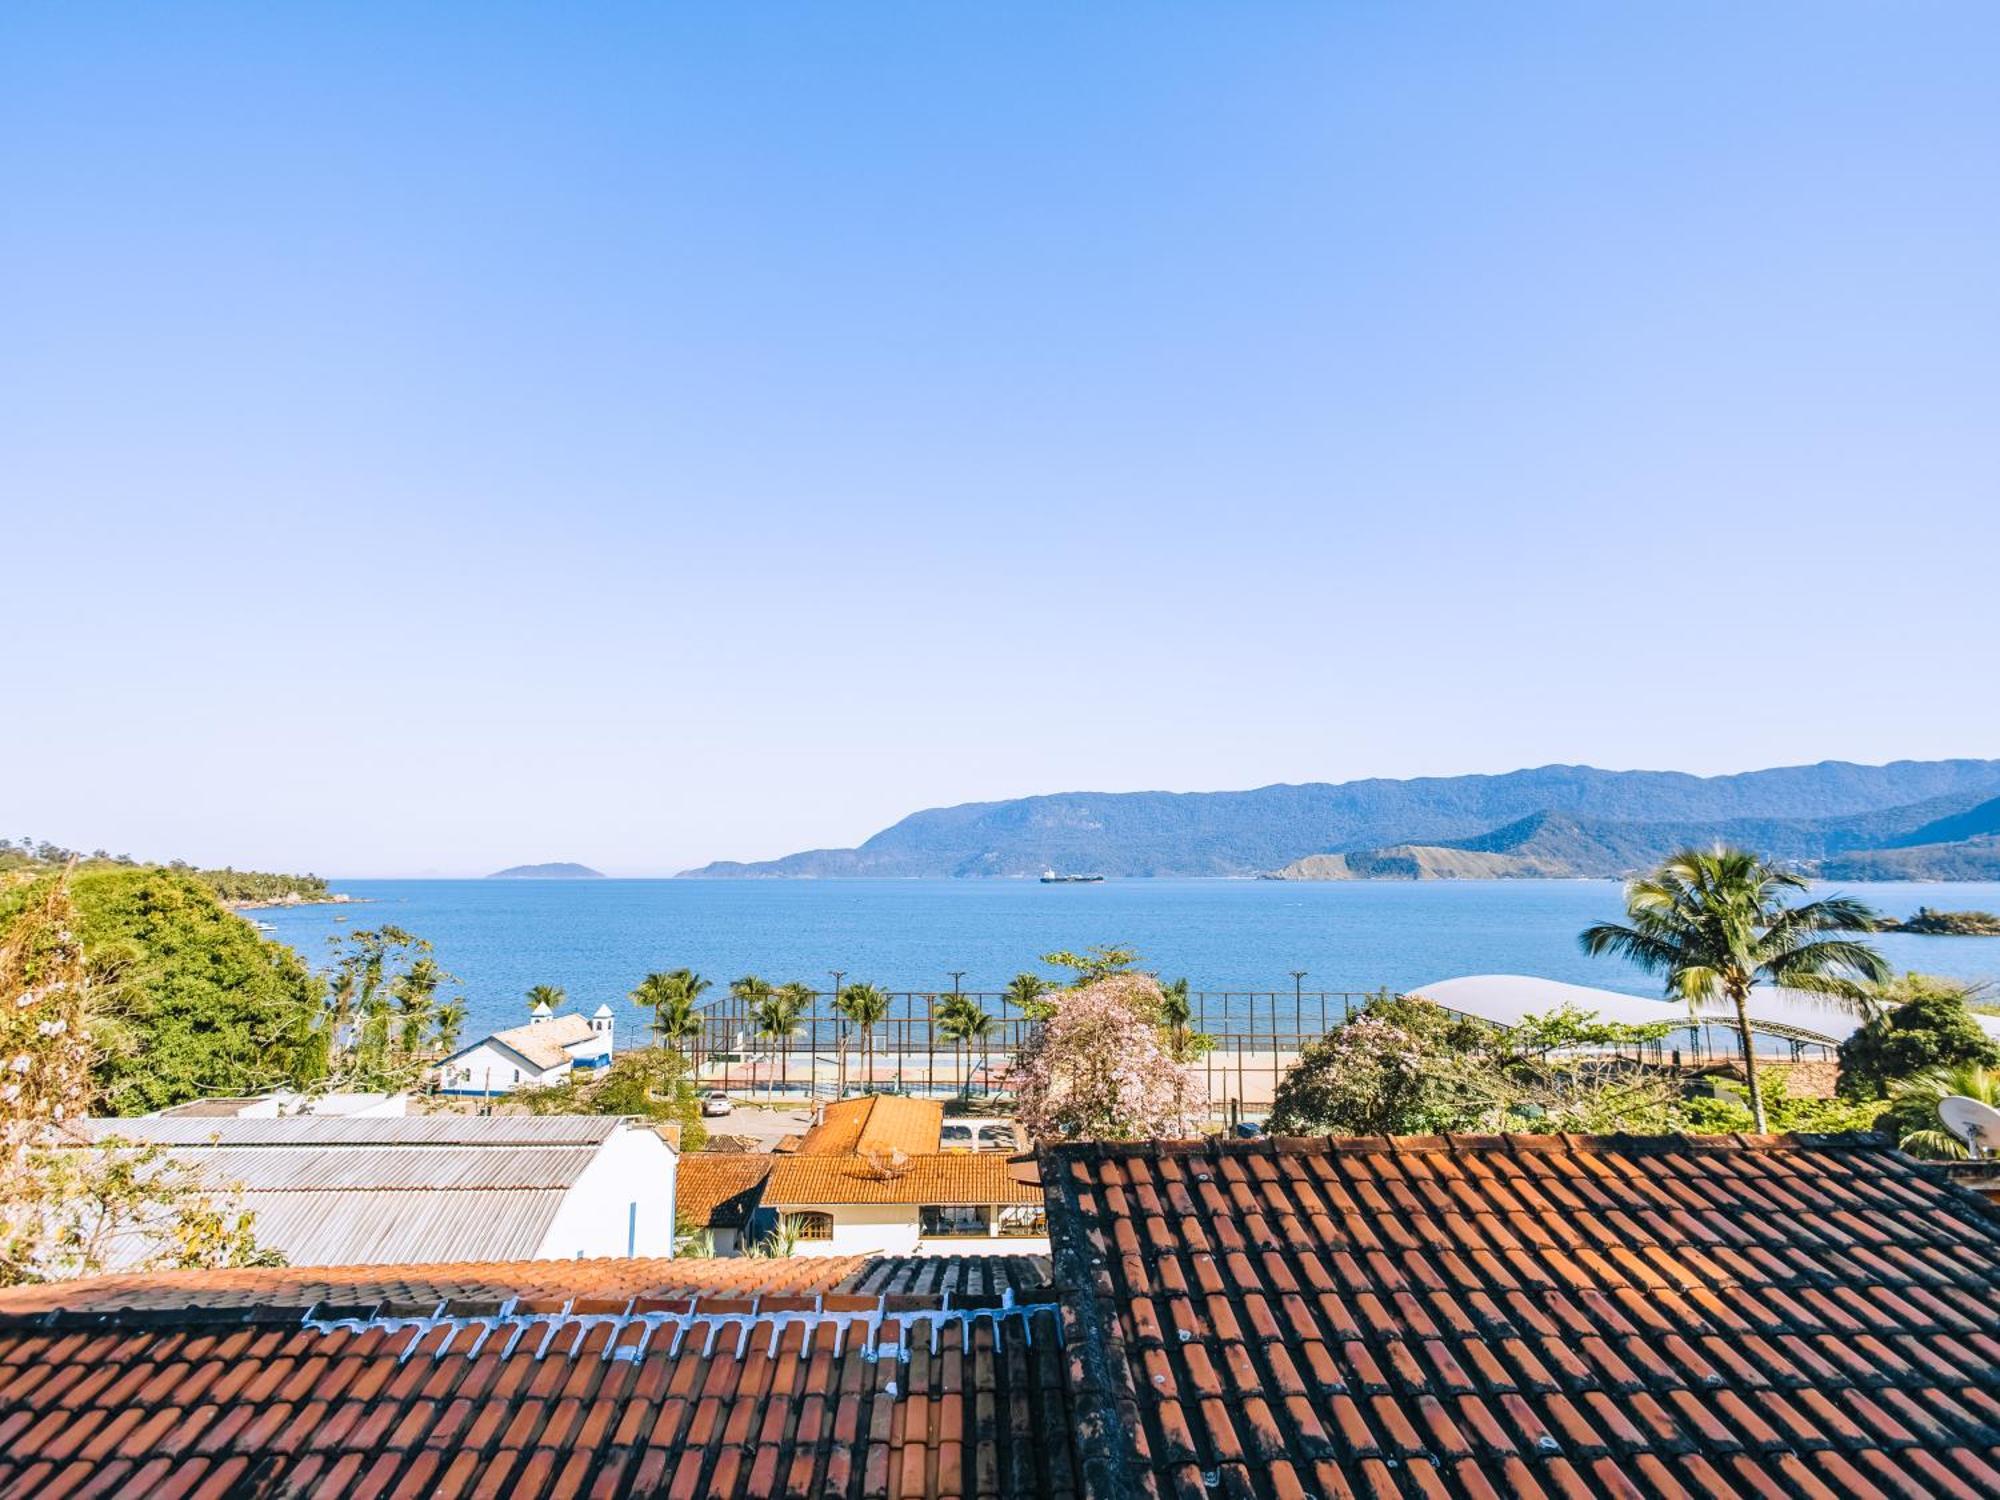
[534,1127,677,1259]
[781,1204,921,1257]
[436,1042,567,1096]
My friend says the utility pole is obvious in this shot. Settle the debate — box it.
[1289,971,1308,1107]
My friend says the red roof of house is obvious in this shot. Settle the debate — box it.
[795,1095,945,1157]
[675,1155,775,1230]
[1043,1132,2000,1500]
[0,1255,1069,1500]
[767,1151,1046,1207]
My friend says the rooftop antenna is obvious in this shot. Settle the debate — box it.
[1937,1096,2000,1159]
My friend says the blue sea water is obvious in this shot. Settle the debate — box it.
[254,878,2000,1046]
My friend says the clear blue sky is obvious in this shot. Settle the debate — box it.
[4,4,1996,876]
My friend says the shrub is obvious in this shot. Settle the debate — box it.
[1836,976,2000,1100]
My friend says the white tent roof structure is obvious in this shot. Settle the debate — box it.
[1407,974,1894,1047]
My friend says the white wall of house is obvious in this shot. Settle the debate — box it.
[436,1042,565,1096]
[534,1127,677,1259]
[778,1204,922,1257]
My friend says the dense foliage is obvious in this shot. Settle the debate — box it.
[0,869,328,1114]
[1267,997,1680,1136]
[1835,976,2000,1101]
[1,872,280,1283]
[514,1048,706,1149]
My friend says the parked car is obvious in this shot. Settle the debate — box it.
[700,1091,733,1118]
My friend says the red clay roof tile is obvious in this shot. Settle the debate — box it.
[1045,1132,2000,1500]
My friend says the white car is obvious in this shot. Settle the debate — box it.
[700,1091,733,1118]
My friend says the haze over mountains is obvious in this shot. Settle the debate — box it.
[682,760,2000,881]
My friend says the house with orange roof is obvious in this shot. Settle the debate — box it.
[758,1094,1050,1255]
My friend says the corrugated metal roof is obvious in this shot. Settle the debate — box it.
[82,1115,627,1147]
[150,1145,603,1192]
[223,1189,567,1266]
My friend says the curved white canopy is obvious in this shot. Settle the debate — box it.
[1407,973,1883,1046]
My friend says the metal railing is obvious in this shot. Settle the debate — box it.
[679,985,1840,1115]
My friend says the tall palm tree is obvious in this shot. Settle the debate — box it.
[1580,847,1886,1131]
[525,983,566,1014]
[751,984,807,1098]
[835,981,891,1089]
[1157,977,1207,1062]
[935,993,993,1098]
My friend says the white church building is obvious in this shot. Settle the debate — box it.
[436,1002,615,1096]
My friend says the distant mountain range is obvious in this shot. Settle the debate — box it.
[680,759,2000,881]
[487,862,605,879]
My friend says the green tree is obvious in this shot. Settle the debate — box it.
[835,981,891,1087]
[1268,996,1493,1135]
[752,983,808,1097]
[514,1047,707,1150]
[525,983,566,1014]
[0,867,327,1114]
[1836,976,2000,1099]
[1579,847,1887,1131]
[1040,945,1139,986]
[1,870,281,1284]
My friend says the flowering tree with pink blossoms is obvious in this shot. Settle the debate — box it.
[1007,974,1207,1144]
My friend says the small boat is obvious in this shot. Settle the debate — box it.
[1039,869,1105,883]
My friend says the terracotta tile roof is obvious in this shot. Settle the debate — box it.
[0,1256,878,1316]
[796,1094,945,1156]
[675,1155,774,1230]
[0,1287,1075,1499]
[1045,1132,2000,1500]
[768,1152,1048,1207]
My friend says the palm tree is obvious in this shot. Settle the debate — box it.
[433,998,468,1055]
[835,981,891,1089]
[526,983,566,1015]
[1157,977,1208,1062]
[1580,847,1886,1131]
[1889,1063,2000,1159]
[631,970,710,1056]
[751,984,807,1099]
[1004,971,1051,1020]
[935,993,994,1097]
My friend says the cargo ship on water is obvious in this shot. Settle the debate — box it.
[1039,869,1105,883]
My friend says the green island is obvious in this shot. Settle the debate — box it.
[1879,906,2000,936]
[0,838,341,907]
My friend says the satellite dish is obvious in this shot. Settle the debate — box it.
[1937,1096,2000,1157]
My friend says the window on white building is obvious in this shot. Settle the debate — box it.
[919,1205,990,1237]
